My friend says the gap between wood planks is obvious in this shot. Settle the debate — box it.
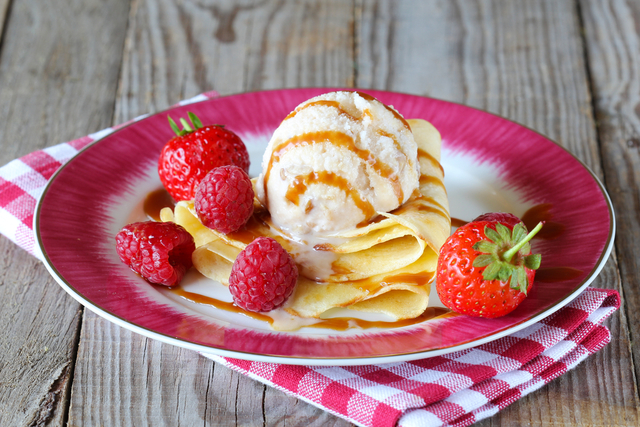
[57,307,84,427]
[44,0,135,422]
[26,306,83,427]
[0,0,14,57]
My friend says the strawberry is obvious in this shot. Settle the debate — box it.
[436,213,543,318]
[158,112,250,202]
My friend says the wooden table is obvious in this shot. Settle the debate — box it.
[1,0,638,425]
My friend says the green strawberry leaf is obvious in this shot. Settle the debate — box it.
[502,221,544,262]
[518,267,528,293]
[179,118,193,132]
[483,261,502,281]
[188,112,203,129]
[168,116,182,135]
[468,221,544,297]
[473,240,497,253]
[525,254,541,270]
[484,227,502,244]
[498,265,512,282]
[496,223,511,241]
[511,223,527,243]
[473,254,494,267]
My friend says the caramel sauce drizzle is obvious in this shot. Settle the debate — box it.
[356,91,411,130]
[450,204,566,239]
[265,92,415,210]
[426,197,449,214]
[521,203,565,239]
[317,307,449,331]
[264,130,403,211]
[450,217,468,228]
[355,214,386,229]
[381,272,434,287]
[170,287,275,324]
[377,128,404,153]
[535,267,583,282]
[143,188,175,221]
[395,203,448,218]
[225,209,271,245]
[419,175,447,190]
[328,270,436,297]
[285,171,376,222]
[169,271,448,331]
[418,148,445,176]
[390,194,448,220]
[285,100,360,121]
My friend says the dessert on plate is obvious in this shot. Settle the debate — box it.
[163,91,451,328]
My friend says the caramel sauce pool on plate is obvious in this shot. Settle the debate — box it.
[144,188,581,330]
[169,285,450,332]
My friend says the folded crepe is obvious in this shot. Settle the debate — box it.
[163,118,450,324]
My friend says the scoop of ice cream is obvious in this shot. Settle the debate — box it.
[256,91,420,237]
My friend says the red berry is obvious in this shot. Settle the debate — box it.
[158,113,250,201]
[229,237,298,312]
[473,212,521,227]
[115,221,195,286]
[436,214,542,318]
[195,166,254,234]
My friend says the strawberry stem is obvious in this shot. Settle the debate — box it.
[502,221,544,262]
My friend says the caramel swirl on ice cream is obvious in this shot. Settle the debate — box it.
[255,91,421,237]
[165,91,451,330]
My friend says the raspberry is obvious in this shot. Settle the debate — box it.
[473,212,522,228]
[115,221,195,286]
[195,165,254,234]
[229,237,298,312]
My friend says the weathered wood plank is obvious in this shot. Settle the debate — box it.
[70,1,355,426]
[358,0,636,425]
[0,0,12,42]
[579,0,640,399]
[0,0,131,163]
[114,0,355,123]
[70,311,347,426]
[0,0,131,426]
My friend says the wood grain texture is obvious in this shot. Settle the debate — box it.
[0,0,131,163]
[0,0,12,43]
[580,0,640,402]
[357,0,635,425]
[69,311,348,426]
[3,0,632,425]
[115,0,355,122]
[0,244,82,427]
[0,1,131,425]
[70,1,355,426]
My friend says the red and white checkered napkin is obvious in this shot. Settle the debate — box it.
[203,288,618,427]
[0,91,219,259]
[0,91,620,426]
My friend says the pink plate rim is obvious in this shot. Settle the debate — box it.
[35,88,615,366]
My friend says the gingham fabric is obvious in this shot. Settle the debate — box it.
[0,91,219,259]
[0,92,619,427]
[204,288,618,426]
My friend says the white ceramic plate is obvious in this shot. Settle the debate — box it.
[35,89,615,365]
